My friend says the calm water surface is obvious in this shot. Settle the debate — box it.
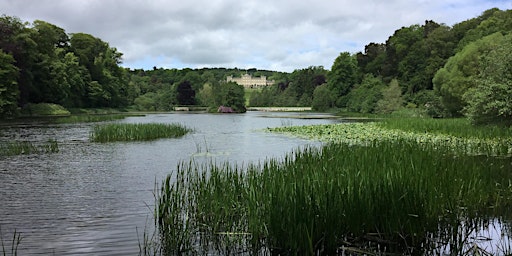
[0,111,339,255]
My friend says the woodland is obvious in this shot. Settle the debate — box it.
[1,8,511,125]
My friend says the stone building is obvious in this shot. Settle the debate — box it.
[226,74,275,89]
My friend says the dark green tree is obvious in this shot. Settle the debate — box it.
[219,82,246,112]
[327,52,358,107]
[176,81,196,105]
[0,50,19,117]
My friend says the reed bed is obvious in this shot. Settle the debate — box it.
[54,114,134,124]
[91,123,191,142]
[154,139,512,255]
[0,139,59,156]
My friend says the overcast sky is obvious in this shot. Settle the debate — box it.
[1,0,511,72]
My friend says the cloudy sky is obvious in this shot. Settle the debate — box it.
[1,0,511,72]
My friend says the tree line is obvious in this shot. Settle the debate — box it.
[1,8,511,124]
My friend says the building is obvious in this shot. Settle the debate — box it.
[226,74,275,89]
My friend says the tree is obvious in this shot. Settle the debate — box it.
[219,82,246,112]
[376,79,403,114]
[433,32,504,116]
[327,52,358,107]
[0,50,19,117]
[463,33,512,125]
[346,75,385,113]
[176,81,196,105]
[312,84,334,111]
[0,15,37,106]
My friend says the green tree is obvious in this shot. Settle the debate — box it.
[376,79,403,114]
[0,50,19,117]
[219,82,246,112]
[463,33,512,125]
[433,32,504,116]
[327,52,358,107]
[0,15,37,106]
[312,84,334,111]
[346,74,385,113]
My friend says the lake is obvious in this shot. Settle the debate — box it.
[0,111,340,255]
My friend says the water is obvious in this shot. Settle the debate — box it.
[0,111,339,255]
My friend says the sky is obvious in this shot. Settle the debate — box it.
[1,0,511,72]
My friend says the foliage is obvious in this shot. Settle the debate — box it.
[0,50,19,117]
[90,123,191,142]
[218,82,246,112]
[433,32,505,116]
[327,52,358,107]
[20,103,70,116]
[463,33,512,126]
[376,79,403,114]
[346,74,385,113]
[311,84,334,111]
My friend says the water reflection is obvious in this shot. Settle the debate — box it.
[0,111,339,255]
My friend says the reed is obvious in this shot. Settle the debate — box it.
[0,139,59,156]
[155,139,512,254]
[54,114,134,124]
[0,227,21,256]
[90,123,191,142]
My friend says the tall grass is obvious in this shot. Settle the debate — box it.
[91,123,191,142]
[154,140,512,254]
[54,114,136,124]
[0,139,59,156]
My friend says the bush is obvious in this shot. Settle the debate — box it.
[21,103,70,116]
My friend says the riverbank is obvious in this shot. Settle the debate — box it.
[247,107,312,112]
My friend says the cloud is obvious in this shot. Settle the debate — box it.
[1,0,510,72]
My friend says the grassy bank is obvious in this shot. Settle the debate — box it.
[91,123,191,142]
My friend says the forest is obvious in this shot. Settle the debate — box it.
[1,8,511,125]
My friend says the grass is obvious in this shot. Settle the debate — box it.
[90,123,191,142]
[0,140,59,156]
[152,117,512,254]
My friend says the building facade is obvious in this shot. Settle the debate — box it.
[226,74,275,89]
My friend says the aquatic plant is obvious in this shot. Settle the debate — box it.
[91,123,191,142]
[0,139,59,156]
[154,139,512,254]
[0,227,21,256]
[268,122,512,156]
[54,114,136,124]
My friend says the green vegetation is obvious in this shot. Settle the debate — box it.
[3,9,512,123]
[90,123,191,142]
[153,122,512,254]
[0,139,59,156]
[54,114,137,124]
[20,103,71,116]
